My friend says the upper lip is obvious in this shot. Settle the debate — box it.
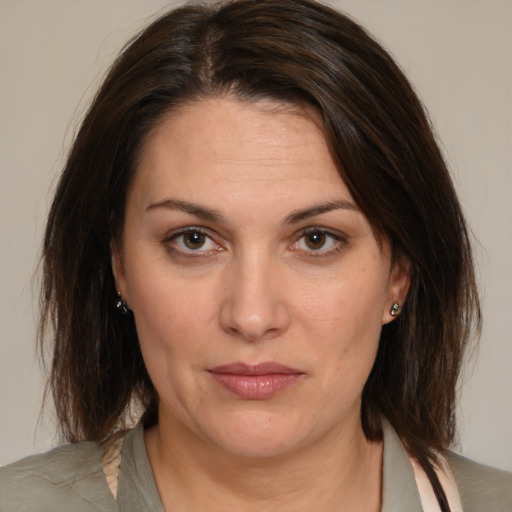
[209,362,303,375]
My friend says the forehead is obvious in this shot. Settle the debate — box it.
[128,97,358,218]
[139,98,340,181]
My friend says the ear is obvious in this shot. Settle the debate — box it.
[382,257,410,325]
[110,240,129,304]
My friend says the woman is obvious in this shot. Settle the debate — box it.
[1,0,510,510]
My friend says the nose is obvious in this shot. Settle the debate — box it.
[219,251,290,342]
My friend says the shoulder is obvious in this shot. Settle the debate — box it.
[0,441,116,512]
[446,451,512,512]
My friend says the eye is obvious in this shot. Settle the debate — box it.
[167,228,219,253]
[293,228,344,254]
[302,231,328,250]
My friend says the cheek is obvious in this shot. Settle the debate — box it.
[128,267,218,362]
[296,268,388,340]
[295,269,387,382]
[130,277,215,411]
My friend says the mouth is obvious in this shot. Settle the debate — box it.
[208,362,304,400]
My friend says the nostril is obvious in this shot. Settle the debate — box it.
[218,259,291,342]
[219,298,290,342]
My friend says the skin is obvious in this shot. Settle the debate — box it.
[112,97,409,511]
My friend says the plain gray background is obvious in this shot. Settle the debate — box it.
[1,0,511,469]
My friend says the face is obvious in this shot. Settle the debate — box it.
[113,97,408,459]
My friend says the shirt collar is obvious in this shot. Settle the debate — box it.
[381,417,424,512]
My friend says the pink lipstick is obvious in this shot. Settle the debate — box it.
[209,362,304,400]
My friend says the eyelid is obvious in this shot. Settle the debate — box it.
[291,226,347,256]
[299,226,346,238]
[164,226,223,255]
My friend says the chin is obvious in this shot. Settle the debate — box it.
[200,410,314,460]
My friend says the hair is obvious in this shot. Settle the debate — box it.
[41,1,480,509]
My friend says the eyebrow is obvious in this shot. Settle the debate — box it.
[146,199,224,223]
[284,200,359,224]
[146,198,359,224]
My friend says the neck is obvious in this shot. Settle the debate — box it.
[144,411,383,512]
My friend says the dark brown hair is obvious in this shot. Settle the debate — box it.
[41,1,479,508]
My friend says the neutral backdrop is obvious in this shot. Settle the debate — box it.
[1,0,511,469]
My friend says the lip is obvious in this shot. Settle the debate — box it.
[209,362,304,400]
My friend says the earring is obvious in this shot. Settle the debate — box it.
[115,292,130,316]
[390,302,401,317]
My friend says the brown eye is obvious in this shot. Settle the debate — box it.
[169,229,218,253]
[166,229,220,256]
[183,231,206,249]
[293,229,344,255]
[305,231,327,250]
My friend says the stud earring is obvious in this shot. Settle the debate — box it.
[390,302,401,317]
[115,292,130,316]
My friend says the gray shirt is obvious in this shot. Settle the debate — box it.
[1,421,511,511]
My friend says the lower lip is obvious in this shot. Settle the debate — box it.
[210,373,303,399]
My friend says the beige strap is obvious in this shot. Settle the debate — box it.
[409,454,463,512]
[102,435,125,500]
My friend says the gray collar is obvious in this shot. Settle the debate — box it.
[118,423,164,512]
[381,417,424,511]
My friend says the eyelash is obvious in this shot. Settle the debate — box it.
[163,226,347,258]
[291,227,347,257]
[163,227,222,257]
